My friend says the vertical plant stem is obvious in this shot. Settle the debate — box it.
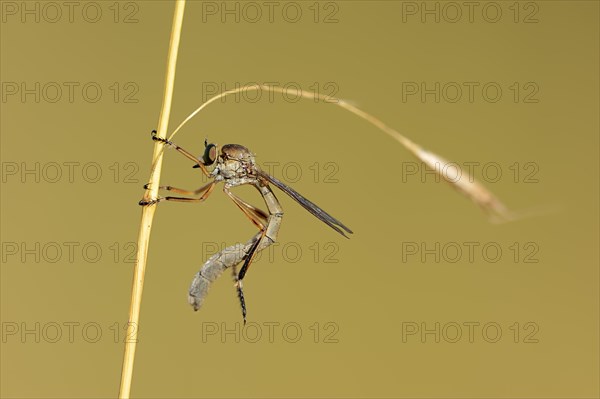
[118,1,186,397]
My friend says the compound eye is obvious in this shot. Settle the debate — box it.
[202,144,217,166]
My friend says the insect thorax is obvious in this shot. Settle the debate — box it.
[214,144,258,185]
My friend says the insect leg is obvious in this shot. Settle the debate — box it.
[235,212,283,323]
[235,184,285,281]
[143,181,215,196]
[139,181,216,206]
[223,187,271,323]
[223,187,268,275]
[223,187,267,230]
[231,265,248,324]
[150,130,211,177]
[238,231,265,281]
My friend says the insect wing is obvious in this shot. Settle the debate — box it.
[258,171,352,238]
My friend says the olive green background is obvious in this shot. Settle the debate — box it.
[1,1,598,398]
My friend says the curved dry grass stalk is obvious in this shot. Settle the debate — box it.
[119,1,186,398]
[154,84,514,223]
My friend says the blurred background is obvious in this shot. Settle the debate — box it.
[1,1,598,398]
